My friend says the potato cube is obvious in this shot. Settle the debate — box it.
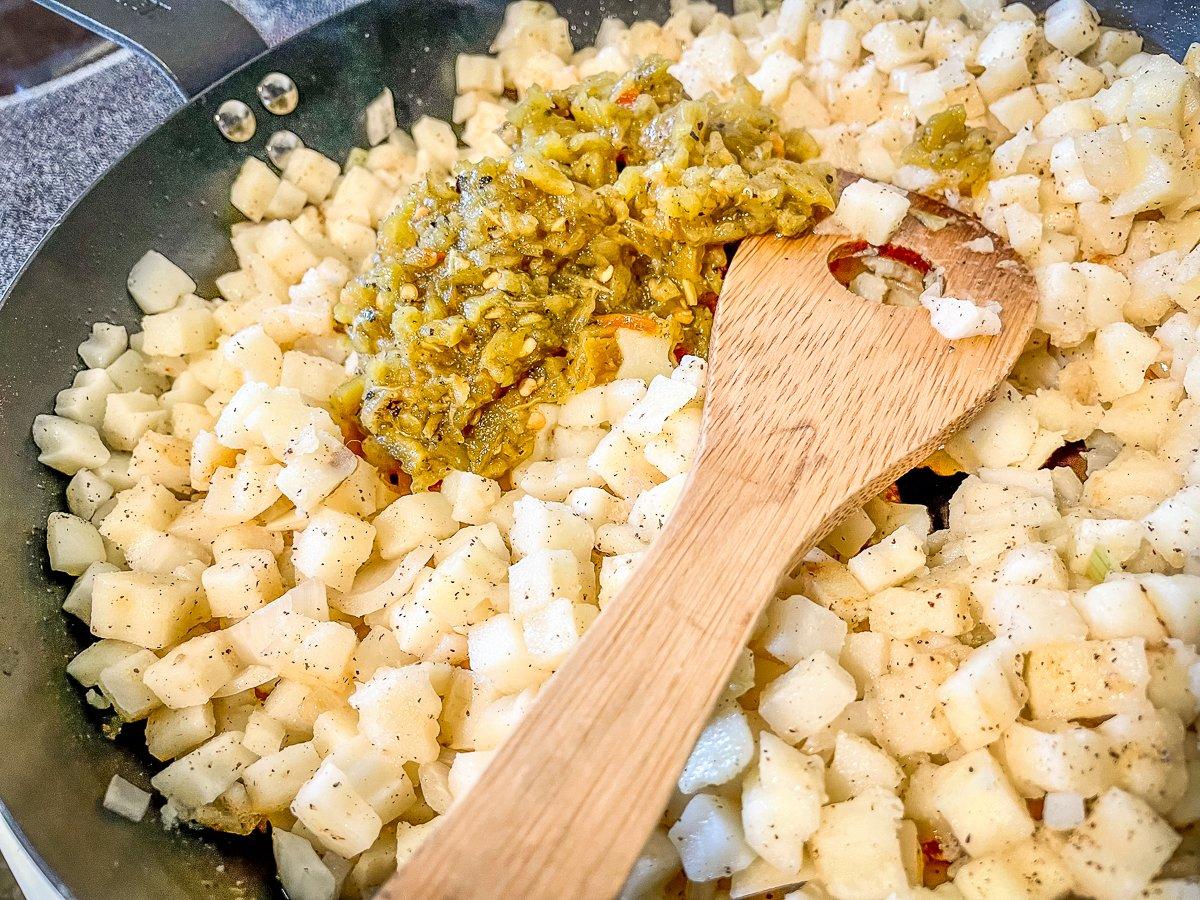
[32,414,110,475]
[980,585,1088,650]
[521,599,597,670]
[280,351,346,405]
[1074,578,1167,643]
[668,793,755,883]
[46,511,105,576]
[97,647,162,720]
[293,759,384,857]
[1059,788,1181,900]
[145,703,217,761]
[1143,488,1200,567]
[127,250,195,314]
[231,157,281,222]
[937,640,1027,751]
[757,594,848,666]
[869,584,971,639]
[100,774,151,824]
[272,830,337,900]
[953,837,1075,899]
[810,789,908,899]
[1140,574,1200,645]
[467,613,548,694]
[201,548,283,620]
[739,731,823,873]
[98,479,180,551]
[78,322,129,369]
[758,652,856,744]
[90,570,206,650]
[143,631,242,709]
[1026,638,1150,719]
[508,549,585,618]
[243,741,323,814]
[933,748,1034,857]
[872,651,957,756]
[305,753,400,837]
[999,721,1114,798]
[441,470,502,525]
[847,526,926,593]
[1044,0,1100,56]
[350,666,441,763]
[827,732,903,803]
[292,509,375,592]
[509,495,595,561]
[374,492,458,559]
[151,731,256,809]
[677,701,754,796]
[62,561,119,623]
[283,148,341,203]
[141,308,218,357]
[66,638,142,688]
[833,179,911,245]
[448,749,496,800]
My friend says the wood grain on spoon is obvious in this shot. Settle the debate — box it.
[379,176,1038,900]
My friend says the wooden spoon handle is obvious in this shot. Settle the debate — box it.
[380,469,841,899]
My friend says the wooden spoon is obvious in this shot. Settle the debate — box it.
[379,176,1038,899]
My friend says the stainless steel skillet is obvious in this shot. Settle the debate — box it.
[0,0,1191,896]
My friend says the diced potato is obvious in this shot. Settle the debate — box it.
[869,584,971,639]
[466,613,548,694]
[1026,638,1150,719]
[618,827,681,900]
[90,570,206,650]
[78,322,129,370]
[1059,788,1181,900]
[810,789,909,899]
[933,748,1034,857]
[283,148,341,203]
[292,759,384,858]
[272,829,338,900]
[32,414,110,475]
[350,666,441,763]
[678,701,755,795]
[127,250,195,314]
[667,793,755,883]
[202,549,284,619]
[937,640,1027,751]
[847,526,926,593]
[231,157,282,223]
[509,495,595,561]
[243,741,323,813]
[872,652,957,756]
[151,731,256,809]
[143,631,243,709]
[141,308,218,357]
[758,651,856,744]
[145,703,217,761]
[826,732,903,802]
[740,732,823,873]
[97,647,162,720]
[46,511,105,575]
[374,492,458,559]
[292,509,375,592]
[62,561,118,623]
[833,179,911,244]
[757,594,848,666]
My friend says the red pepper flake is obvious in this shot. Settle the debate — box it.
[615,86,640,107]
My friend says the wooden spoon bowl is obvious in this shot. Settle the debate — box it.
[380,175,1038,899]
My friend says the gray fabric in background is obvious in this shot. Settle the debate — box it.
[0,0,364,295]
